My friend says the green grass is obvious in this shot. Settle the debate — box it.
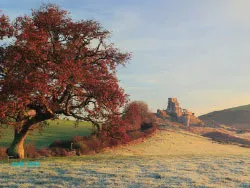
[0,119,93,148]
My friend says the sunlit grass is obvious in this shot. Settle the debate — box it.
[0,119,92,148]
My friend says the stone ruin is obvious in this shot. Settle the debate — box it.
[166,98,182,117]
[157,98,204,127]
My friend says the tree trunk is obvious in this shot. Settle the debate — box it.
[7,128,29,159]
[6,110,52,159]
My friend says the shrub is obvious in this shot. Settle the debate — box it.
[51,148,69,157]
[122,101,157,132]
[37,147,52,157]
[72,135,84,142]
[49,140,71,149]
[141,112,157,130]
[100,116,130,147]
[141,122,154,131]
[128,131,145,141]
[143,127,157,136]
[122,101,145,131]
[24,143,40,158]
[71,135,102,154]
[85,135,101,151]
[73,142,89,155]
[108,138,122,147]
[0,147,7,159]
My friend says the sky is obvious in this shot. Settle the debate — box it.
[1,0,250,115]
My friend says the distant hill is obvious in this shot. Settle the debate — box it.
[199,104,250,130]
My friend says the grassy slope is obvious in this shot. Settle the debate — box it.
[228,104,250,111]
[104,126,250,157]
[0,120,92,148]
[1,126,250,187]
[199,104,250,129]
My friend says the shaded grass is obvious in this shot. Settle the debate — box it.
[202,131,250,147]
[0,119,92,148]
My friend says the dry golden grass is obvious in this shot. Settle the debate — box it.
[105,126,250,157]
[239,132,250,140]
[1,126,250,187]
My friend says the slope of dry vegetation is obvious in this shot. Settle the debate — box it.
[103,126,250,157]
[199,105,250,130]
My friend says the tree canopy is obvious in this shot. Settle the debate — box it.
[0,4,130,158]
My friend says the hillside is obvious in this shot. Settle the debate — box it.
[199,104,250,130]
[103,125,250,157]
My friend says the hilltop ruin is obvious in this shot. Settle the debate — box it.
[157,98,204,127]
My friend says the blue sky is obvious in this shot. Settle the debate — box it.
[1,0,250,115]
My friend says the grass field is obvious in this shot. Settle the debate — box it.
[1,155,250,187]
[0,120,93,148]
[1,125,250,187]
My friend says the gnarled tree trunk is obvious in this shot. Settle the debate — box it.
[6,110,52,159]
[7,127,29,159]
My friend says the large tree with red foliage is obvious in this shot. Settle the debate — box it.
[0,4,130,158]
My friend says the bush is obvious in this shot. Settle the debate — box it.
[0,147,7,159]
[122,101,146,131]
[141,112,157,130]
[122,101,157,132]
[38,147,71,157]
[141,122,154,131]
[37,147,52,157]
[46,134,103,156]
[72,135,84,142]
[51,148,69,157]
[100,116,130,147]
[86,135,101,152]
[71,135,102,154]
[128,131,145,141]
[73,142,89,155]
[49,140,71,149]
[24,144,40,158]
[143,127,156,136]
[108,138,123,147]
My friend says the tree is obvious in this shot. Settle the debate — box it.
[100,115,130,146]
[122,101,156,131]
[0,4,130,158]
